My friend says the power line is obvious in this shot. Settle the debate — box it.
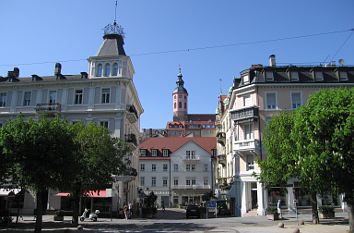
[330,31,354,62]
[0,28,353,68]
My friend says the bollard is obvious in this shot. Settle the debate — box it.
[292,228,300,233]
[278,222,284,228]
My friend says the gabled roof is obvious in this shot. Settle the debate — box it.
[139,137,216,154]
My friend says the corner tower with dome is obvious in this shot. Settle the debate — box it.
[0,19,143,216]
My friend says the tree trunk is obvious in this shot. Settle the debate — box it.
[34,190,43,233]
[310,192,319,224]
[71,189,80,226]
[347,199,354,233]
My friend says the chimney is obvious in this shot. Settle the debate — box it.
[54,63,62,77]
[13,67,20,78]
[269,54,276,67]
[80,72,88,79]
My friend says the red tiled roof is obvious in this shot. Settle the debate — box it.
[138,137,216,154]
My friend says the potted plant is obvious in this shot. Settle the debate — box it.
[266,207,279,221]
[53,210,64,221]
[318,205,335,219]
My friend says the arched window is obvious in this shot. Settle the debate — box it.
[96,63,102,77]
[174,102,176,109]
[104,63,110,77]
[112,63,118,76]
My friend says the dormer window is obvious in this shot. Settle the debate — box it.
[96,63,103,77]
[265,71,274,81]
[151,149,158,157]
[243,75,249,84]
[315,72,324,81]
[104,63,110,77]
[140,149,146,156]
[290,72,299,81]
[339,72,348,81]
[112,63,118,76]
[162,149,169,157]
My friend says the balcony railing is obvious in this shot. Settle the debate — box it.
[183,155,200,162]
[35,103,61,114]
[230,106,258,123]
[217,154,226,166]
[126,105,138,123]
[234,139,260,152]
[172,185,211,190]
[125,134,137,147]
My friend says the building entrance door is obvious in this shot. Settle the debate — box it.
[251,182,258,209]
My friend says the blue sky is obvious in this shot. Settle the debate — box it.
[0,0,353,129]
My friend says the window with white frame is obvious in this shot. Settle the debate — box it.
[162,149,169,157]
[265,71,274,81]
[173,164,178,172]
[243,94,251,107]
[291,72,299,81]
[204,164,208,172]
[163,164,168,172]
[247,154,255,170]
[185,151,190,159]
[339,72,348,81]
[191,151,196,159]
[204,177,208,185]
[0,93,6,107]
[23,91,31,106]
[140,164,145,171]
[191,179,196,185]
[104,63,110,77]
[152,164,156,172]
[96,63,102,77]
[162,177,168,187]
[174,178,178,186]
[191,164,196,171]
[186,179,191,186]
[265,92,276,109]
[243,75,249,84]
[101,88,110,104]
[151,149,158,157]
[99,121,109,128]
[243,123,253,140]
[112,63,118,76]
[186,164,191,171]
[140,150,146,156]
[140,176,145,186]
[151,177,156,187]
[49,90,57,104]
[291,92,302,109]
[315,71,324,81]
[74,89,83,104]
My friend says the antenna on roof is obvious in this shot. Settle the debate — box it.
[219,78,223,95]
[114,0,118,24]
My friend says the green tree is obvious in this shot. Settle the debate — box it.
[69,122,130,225]
[0,117,76,233]
[292,88,354,232]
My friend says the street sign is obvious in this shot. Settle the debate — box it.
[207,200,217,209]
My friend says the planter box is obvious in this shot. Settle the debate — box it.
[320,212,335,219]
[267,213,280,221]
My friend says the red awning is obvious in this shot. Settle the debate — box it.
[56,190,107,198]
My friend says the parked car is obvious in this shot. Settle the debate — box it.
[186,204,200,219]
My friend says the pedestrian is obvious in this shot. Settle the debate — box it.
[161,200,165,211]
[128,202,132,219]
[277,199,282,219]
[123,205,128,220]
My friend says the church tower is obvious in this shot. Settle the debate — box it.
[172,68,188,121]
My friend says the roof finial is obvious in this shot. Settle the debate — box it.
[103,0,125,37]
[178,65,183,78]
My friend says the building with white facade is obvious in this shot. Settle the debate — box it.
[138,137,216,207]
[215,55,354,217]
[0,21,143,216]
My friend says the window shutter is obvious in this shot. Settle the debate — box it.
[83,88,90,104]
[41,89,48,103]
[67,88,74,105]
[16,91,23,106]
[57,89,63,103]
[94,87,100,104]
[32,90,37,106]
[7,91,12,107]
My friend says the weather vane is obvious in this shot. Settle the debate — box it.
[103,0,125,37]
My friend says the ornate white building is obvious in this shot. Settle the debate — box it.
[0,21,143,216]
[215,55,354,217]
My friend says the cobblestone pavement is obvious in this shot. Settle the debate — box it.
[0,208,349,233]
